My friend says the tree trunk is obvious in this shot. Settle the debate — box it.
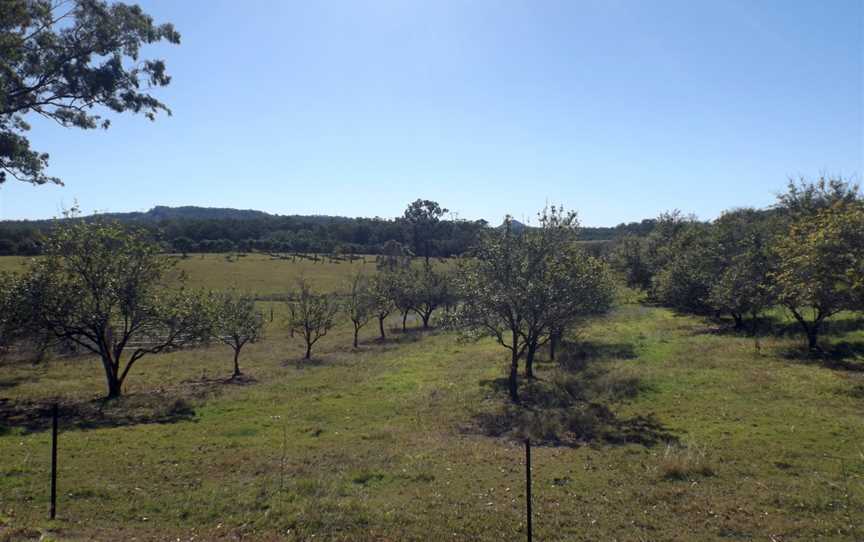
[402,310,408,332]
[353,327,359,348]
[524,339,537,379]
[732,312,744,330]
[305,343,312,359]
[421,311,430,329]
[102,356,122,399]
[378,316,386,340]
[807,327,820,351]
[790,308,822,351]
[549,331,559,361]
[232,349,241,378]
[107,375,122,399]
[508,331,520,403]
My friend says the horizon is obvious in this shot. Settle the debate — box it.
[2,0,862,224]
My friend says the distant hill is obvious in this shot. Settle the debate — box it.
[96,205,275,222]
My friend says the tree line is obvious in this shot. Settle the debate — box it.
[610,177,864,350]
[0,201,649,258]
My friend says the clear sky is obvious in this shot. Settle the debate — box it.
[2,0,861,226]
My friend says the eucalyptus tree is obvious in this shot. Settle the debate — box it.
[210,291,264,378]
[286,278,339,359]
[1,0,180,185]
[403,199,448,265]
[13,221,212,398]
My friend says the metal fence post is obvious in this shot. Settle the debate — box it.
[50,403,58,520]
[525,438,532,542]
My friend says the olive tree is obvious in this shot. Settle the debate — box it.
[410,263,451,329]
[772,196,864,350]
[13,221,212,398]
[403,199,447,265]
[286,278,339,359]
[369,274,394,340]
[518,209,616,378]
[390,268,418,332]
[707,209,776,331]
[210,291,264,378]
[343,271,374,348]
[1,0,180,185]
[450,206,615,402]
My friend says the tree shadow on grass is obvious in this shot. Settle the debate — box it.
[0,392,197,435]
[779,341,864,372]
[472,342,675,448]
[696,314,864,340]
[0,375,30,391]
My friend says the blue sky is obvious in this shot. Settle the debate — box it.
[2,0,861,226]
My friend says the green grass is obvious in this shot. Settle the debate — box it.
[1,256,863,541]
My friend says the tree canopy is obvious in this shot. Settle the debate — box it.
[1,0,180,185]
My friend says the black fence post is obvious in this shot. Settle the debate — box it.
[50,403,58,520]
[525,438,532,542]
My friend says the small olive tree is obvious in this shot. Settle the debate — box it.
[210,291,264,378]
[450,206,615,402]
[370,274,394,340]
[286,278,339,359]
[389,268,418,332]
[14,221,212,398]
[343,272,374,348]
[411,263,451,329]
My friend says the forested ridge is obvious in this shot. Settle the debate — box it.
[0,204,656,256]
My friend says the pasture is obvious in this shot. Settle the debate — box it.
[1,255,862,541]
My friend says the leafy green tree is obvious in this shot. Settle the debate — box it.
[450,218,531,401]
[707,209,776,330]
[12,221,211,398]
[343,271,374,348]
[450,207,615,401]
[410,263,451,329]
[643,210,697,282]
[403,199,448,265]
[1,0,180,185]
[375,239,412,272]
[0,271,30,352]
[772,198,864,350]
[650,222,716,314]
[609,234,651,289]
[369,274,394,340]
[173,236,195,257]
[519,208,616,378]
[209,291,264,378]
[286,278,339,359]
[389,267,418,332]
[776,176,861,216]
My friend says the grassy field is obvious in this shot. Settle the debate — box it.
[1,256,863,541]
